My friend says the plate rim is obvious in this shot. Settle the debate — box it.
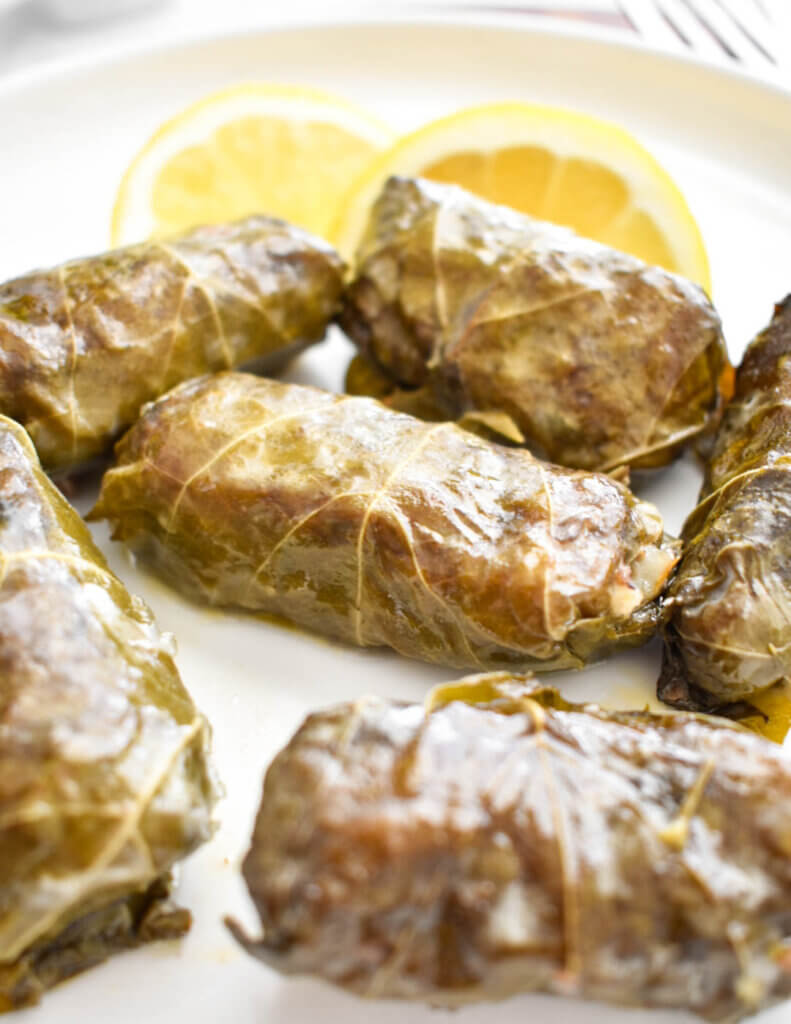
[1,11,789,108]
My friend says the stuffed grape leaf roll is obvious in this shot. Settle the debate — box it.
[0,217,344,474]
[92,372,678,672]
[659,296,791,713]
[340,176,731,473]
[229,672,791,1021]
[0,415,218,1011]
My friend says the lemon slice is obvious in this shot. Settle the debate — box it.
[332,102,710,291]
[111,83,394,246]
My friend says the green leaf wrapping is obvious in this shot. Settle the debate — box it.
[0,217,344,473]
[659,296,791,710]
[0,416,218,1011]
[92,372,678,672]
[230,673,791,1021]
[340,176,732,472]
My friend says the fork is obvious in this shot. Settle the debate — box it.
[616,0,781,70]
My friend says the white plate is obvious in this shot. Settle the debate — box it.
[3,17,791,1024]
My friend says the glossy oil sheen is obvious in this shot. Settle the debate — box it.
[660,297,791,708]
[234,673,791,1021]
[0,416,218,1010]
[0,217,344,473]
[340,176,731,473]
[92,372,678,672]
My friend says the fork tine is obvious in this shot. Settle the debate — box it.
[681,0,776,65]
[716,0,778,63]
[616,0,689,49]
[653,0,728,59]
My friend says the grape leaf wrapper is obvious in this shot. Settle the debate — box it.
[659,296,791,733]
[0,217,344,473]
[230,672,791,1022]
[0,416,219,1011]
[340,176,731,473]
[92,372,678,672]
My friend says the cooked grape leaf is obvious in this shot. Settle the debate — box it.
[340,176,732,473]
[659,295,791,726]
[0,415,218,1010]
[230,671,791,1021]
[0,217,344,473]
[92,372,678,672]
